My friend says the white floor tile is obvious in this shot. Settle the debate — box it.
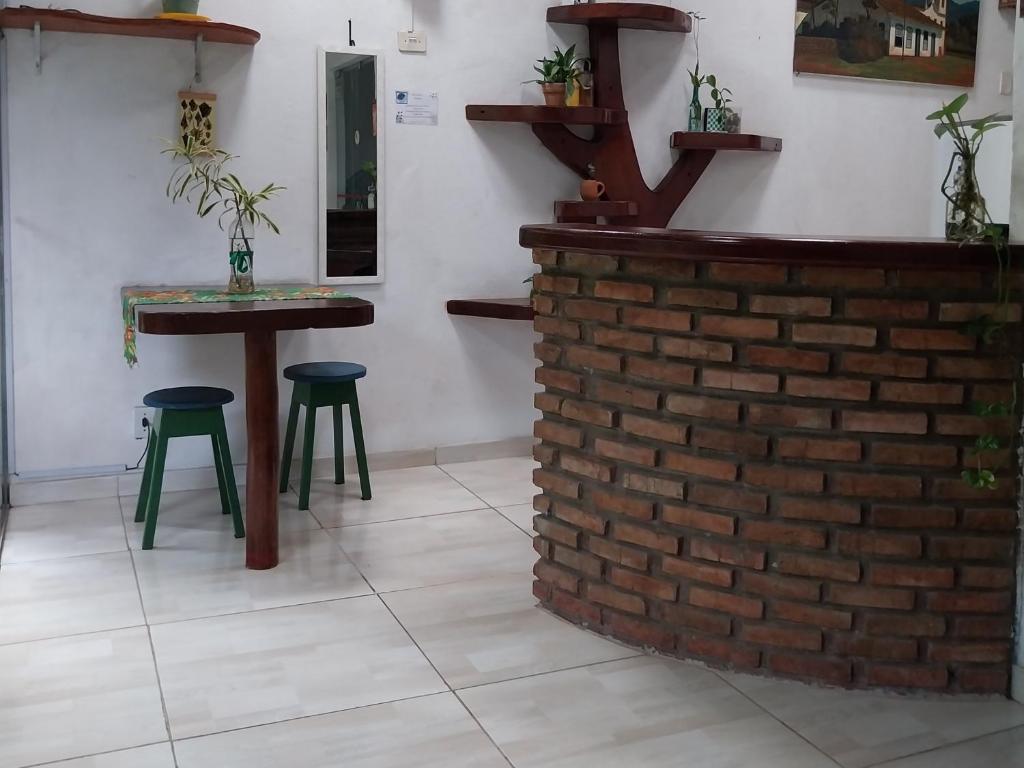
[54,743,176,768]
[303,466,486,528]
[332,509,535,593]
[383,573,637,689]
[0,628,168,768]
[134,528,372,624]
[875,726,1024,767]
[460,656,835,768]
[726,673,1024,768]
[2,498,126,564]
[151,597,446,739]
[174,693,509,768]
[496,503,535,535]
[0,552,144,645]
[441,457,539,507]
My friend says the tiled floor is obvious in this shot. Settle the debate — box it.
[0,456,1022,767]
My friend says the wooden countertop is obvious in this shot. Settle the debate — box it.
[520,224,1011,271]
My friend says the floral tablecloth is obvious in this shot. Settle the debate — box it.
[122,285,352,367]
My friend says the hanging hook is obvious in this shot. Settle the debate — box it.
[194,33,204,85]
[348,19,356,47]
[33,21,42,74]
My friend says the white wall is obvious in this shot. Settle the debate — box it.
[0,0,1016,478]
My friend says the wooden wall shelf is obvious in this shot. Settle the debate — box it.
[466,105,626,126]
[447,299,535,322]
[0,6,261,45]
[670,133,783,152]
[547,3,691,33]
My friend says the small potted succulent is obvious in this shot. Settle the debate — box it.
[162,0,201,14]
[702,74,740,133]
[529,45,583,107]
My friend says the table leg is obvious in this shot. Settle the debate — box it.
[244,329,279,570]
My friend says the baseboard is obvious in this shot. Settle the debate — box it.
[1013,664,1024,704]
[8,437,532,507]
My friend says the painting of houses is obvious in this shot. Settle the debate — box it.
[794,0,980,86]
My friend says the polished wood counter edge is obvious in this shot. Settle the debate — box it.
[137,298,374,336]
[520,223,1013,271]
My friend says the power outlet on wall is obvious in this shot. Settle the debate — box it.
[134,407,155,440]
[398,30,427,53]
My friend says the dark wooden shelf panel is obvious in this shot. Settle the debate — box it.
[555,200,639,222]
[447,298,535,322]
[466,105,627,126]
[670,133,783,152]
[0,6,261,45]
[547,3,691,33]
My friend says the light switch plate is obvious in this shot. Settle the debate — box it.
[399,30,427,53]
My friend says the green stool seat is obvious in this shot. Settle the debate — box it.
[280,361,371,510]
[134,387,243,550]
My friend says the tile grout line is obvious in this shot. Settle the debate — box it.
[20,741,172,768]
[436,464,536,537]
[860,723,1024,768]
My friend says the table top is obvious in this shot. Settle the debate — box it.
[136,297,375,336]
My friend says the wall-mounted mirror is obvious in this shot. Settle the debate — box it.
[319,48,383,284]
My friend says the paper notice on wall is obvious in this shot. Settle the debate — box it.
[395,90,439,126]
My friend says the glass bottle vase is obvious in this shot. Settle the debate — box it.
[945,153,987,242]
[687,88,703,132]
[227,215,256,294]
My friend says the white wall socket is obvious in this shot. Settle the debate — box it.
[134,407,155,440]
[398,30,427,53]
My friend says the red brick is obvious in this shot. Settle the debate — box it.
[663,504,736,536]
[792,323,877,348]
[865,614,945,637]
[560,453,614,483]
[690,428,768,458]
[533,341,561,363]
[896,269,981,289]
[536,368,583,394]
[592,380,659,411]
[625,259,695,279]
[871,564,954,588]
[621,414,688,444]
[534,420,583,448]
[666,394,740,423]
[835,473,922,500]
[534,560,581,594]
[878,382,964,405]
[622,307,692,332]
[535,392,563,414]
[680,636,762,669]
[700,315,779,340]
[749,404,832,430]
[935,414,1014,437]
[661,603,732,635]
[845,298,929,321]
[689,586,764,619]
[777,437,861,463]
[532,296,556,316]
[689,484,768,515]
[663,451,738,482]
[534,495,551,513]
[929,537,1014,562]
[744,624,822,651]
[743,571,821,602]
[928,642,1010,664]
[533,248,557,266]
[870,505,956,529]
[774,601,852,630]
[842,411,927,435]
[871,443,957,468]
[769,654,852,686]
[623,472,685,499]
[778,497,862,524]
[533,469,581,500]
[960,566,1015,589]
[588,538,649,570]
[775,553,860,582]
[662,556,734,588]
[593,327,655,353]
[829,584,915,610]
[961,509,1018,532]
[802,266,885,288]
[867,665,948,689]
[837,531,922,559]
[562,252,619,273]
[626,357,695,386]
[934,357,1015,380]
[615,521,680,554]
[750,295,832,317]
[533,579,552,602]
[608,567,678,601]
[833,636,918,661]
[602,612,675,652]
[702,369,779,394]
[931,477,1016,502]
[743,520,826,549]
[588,583,645,614]
[709,262,787,284]
[534,316,581,340]
[786,377,872,401]
[744,465,824,494]
[691,539,767,570]
[841,352,928,379]
[666,287,738,310]
[594,281,654,303]
[747,345,830,373]
[560,400,617,428]
[533,274,579,294]
[958,667,1011,694]
[951,616,1012,639]
[533,443,557,465]
[939,302,1022,322]
[566,346,622,373]
[564,299,619,324]
[927,591,1012,613]
[595,439,656,467]
[660,337,736,364]
[890,328,974,351]
[592,490,654,521]
[553,503,607,535]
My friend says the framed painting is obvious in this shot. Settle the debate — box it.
[794,1,980,87]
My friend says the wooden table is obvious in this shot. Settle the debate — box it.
[135,297,375,569]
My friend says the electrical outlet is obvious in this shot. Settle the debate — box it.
[134,407,155,440]
[398,30,427,53]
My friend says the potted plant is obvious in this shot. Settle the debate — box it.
[162,0,201,15]
[529,45,583,107]
[164,137,285,294]
[702,74,737,133]
[686,12,706,131]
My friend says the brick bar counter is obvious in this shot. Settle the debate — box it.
[521,224,1021,695]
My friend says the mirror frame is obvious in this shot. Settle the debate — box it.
[317,46,385,286]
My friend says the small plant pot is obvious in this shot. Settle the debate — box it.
[163,0,200,14]
[541,83,567,107]
[703,107,729,133]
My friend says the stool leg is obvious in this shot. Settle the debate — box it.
[298,404,317,511]
[213,412,245,539]
[279,391,300,494]
[141,430,170,550]
[347,384,372,501]
[333,405,345,485]
[134,426,156,523]
[212,434,231,515]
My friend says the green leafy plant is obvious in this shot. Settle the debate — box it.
[528,45,583,97]
[688,67,707,93]
[705,74,733,110]
[361,160,378,185]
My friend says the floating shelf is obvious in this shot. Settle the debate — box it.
[555,200,639,223]
[447,299,535,322]
[0,6,261,45]
[466,105,627,126]
[547,3,691,33]
[670,133,783,152]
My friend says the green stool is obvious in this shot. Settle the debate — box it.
[279,362,371,511]
[134,387,244,550]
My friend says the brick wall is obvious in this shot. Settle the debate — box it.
[529,247,1021,695]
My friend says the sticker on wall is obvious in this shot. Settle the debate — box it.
[178,91,217,148]
[395,90,438,126]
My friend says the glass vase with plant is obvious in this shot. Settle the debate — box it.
[686,11,706,131]
[702,74,735,132]
[528,45,583,107]
[164,136,284,294]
